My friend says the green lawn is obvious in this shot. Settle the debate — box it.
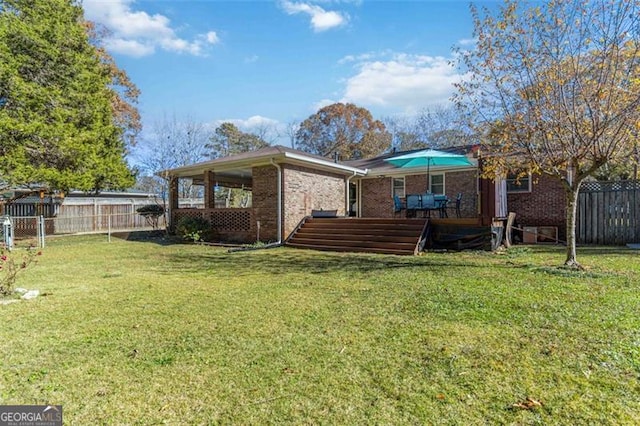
[1,234,639,424]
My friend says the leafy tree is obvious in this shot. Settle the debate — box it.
[136,204,165,229]
[0,0,138,193]
[295,103,391,160]
[84,21,141,147]
[204,122,267,208]
[205,122,269,159]
[454,0,640,267]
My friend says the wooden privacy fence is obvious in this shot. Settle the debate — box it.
[54,203,159,233]
[577,180,640,245]
[3,202,166,238]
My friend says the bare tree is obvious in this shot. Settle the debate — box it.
[133,113,209,205]
[383,107,478,152]
[382,115,425,152]
[282,120,300,149]
[251,121,279,145]
[415,106,478,148]
[454,0,640,267]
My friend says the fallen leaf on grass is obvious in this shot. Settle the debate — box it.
[512,397,543,410]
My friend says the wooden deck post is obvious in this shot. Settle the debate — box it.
[204,171,215,209]
[169,176,179,230]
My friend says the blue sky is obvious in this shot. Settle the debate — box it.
[82,0,490,142]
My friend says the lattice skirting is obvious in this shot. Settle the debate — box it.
[209,209,251,231]
[172,209,253,239]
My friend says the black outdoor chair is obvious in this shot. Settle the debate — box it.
[447,193,462,218]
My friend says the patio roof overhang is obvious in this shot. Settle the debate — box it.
[158,146,369,188]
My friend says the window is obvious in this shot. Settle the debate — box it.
[392,177,405,198]
[430,174,445,195]
[506,172,531,193]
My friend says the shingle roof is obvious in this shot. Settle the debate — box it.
[161,145,367,178]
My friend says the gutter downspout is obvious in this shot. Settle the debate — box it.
[270,159,282,243]
[358,169,369,218]
[345,171,357,217]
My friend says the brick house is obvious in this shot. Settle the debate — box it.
[164,145,566,243]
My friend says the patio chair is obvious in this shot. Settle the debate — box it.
[406,194,421,217]
[446,193,462,218]
[421,193,437,217]
[393,195,406,217]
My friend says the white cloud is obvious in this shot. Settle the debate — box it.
[82,0,220,57]
[312,98,337,111]
[205,31,220,44]
[103,38,154,58]
[339,53,466,113]
[457,38,477,46]
[214,116,280,132]
[338,53,369,65]
[281,1,348,32]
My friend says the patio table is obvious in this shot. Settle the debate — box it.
[405,194,449,218]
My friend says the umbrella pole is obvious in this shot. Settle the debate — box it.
[426,160,430,193]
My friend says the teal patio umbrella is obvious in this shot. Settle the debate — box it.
[384,149,473,190]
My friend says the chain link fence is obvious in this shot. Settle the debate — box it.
[2,212,167,249]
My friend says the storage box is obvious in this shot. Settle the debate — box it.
[523,226,538,244]
[536,226,558,243]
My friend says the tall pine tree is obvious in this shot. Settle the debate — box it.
[0,0,137,192]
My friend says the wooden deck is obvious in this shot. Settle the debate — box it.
[286,217,489,255]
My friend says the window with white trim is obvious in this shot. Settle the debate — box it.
[506,172,532,193]
[430,173,445,195]
[392,177,405,198]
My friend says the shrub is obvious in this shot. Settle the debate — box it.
[176,216,210,243]
[136,204,165,229]
[0,247,42,296]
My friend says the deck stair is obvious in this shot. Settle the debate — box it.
[286,217,429,255]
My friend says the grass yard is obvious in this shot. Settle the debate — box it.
[1,234,639,424]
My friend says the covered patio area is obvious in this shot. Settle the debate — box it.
[163,146,368,244]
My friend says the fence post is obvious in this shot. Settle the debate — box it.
[108,214,112,243]
[38,215,45,248]
[2,216,13,251]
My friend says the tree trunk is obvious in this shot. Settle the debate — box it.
[564,183,582,268]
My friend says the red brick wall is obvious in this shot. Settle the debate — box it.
[282,165,346,238]
[445,170,478,218]
[507,173,566,240]
[361,177,393,217]
[252,165,279,242]
[405,174,427,194]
